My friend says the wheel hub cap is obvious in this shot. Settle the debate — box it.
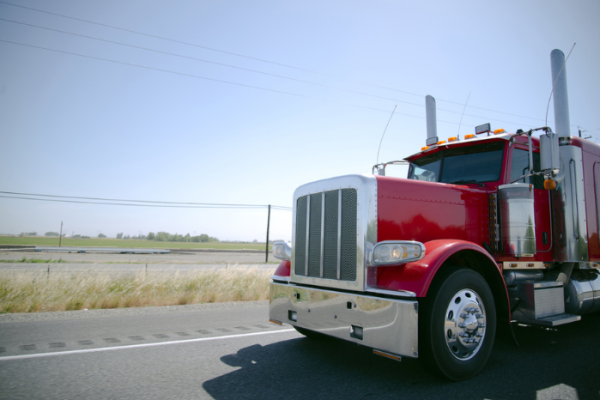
[444,289,486,360]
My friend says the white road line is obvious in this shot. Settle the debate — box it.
[0,329,296,361]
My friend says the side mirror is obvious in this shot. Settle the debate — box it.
[540,130,560,171]
[539,129,562,189]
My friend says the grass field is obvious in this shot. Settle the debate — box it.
[0,236,271,251]
[0,267,271,313]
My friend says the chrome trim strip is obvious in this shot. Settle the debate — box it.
[305,195,310,276]
[570,159,580,240]
[269,282,419,358]
[337,189,342,280]
[365,288,417,298]
[271,275,291,282]
[555,145,588,262]
[503,261,546,270]
[320,192,325,278]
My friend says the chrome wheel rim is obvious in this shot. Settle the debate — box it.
[443,289,486,361]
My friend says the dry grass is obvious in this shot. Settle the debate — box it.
[0,267,272,313]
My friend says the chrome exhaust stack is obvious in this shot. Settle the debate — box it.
[551,49,571,137]
[425,95,438,146]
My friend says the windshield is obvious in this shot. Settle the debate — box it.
[408,141,505,184]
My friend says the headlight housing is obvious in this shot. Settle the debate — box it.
[273,241,292,261]
[372,241,425,265]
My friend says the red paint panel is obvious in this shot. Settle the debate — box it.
[273,260,291,277]
[375,240,501,297]
[376,176,489,246]
[533,189,553,261]
[588,161,600,260]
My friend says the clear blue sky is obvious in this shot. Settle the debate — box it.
[1,0,599,241]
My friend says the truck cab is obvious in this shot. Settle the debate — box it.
[268,49,600,381]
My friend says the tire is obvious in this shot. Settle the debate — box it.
[420,267,496,381]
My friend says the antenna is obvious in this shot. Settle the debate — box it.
[545,43,576,128]
[376,105,397,165]
[456,92,471,137]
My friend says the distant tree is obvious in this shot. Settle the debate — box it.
[20,232,37,236]
[155,232,170,242]
[116,233,123,239]
[81,236,90,239]
[147,232,155,240]
[45,232,60,237]
[98,233,107,238]
[72,234,82,239]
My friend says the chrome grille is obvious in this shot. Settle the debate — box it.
[295,188,357,281]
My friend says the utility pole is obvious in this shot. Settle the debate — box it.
[59,221,63,247]
[265,205,271,263]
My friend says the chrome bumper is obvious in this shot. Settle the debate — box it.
[269,282,419,358]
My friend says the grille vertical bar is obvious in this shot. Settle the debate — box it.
[340,189,357,281]
[307,193,322,277]
[294,196,307,276]
[323,190,339,279]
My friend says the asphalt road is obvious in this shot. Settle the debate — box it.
[1,302,599,399]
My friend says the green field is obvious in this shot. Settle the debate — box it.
[0,236,271,251]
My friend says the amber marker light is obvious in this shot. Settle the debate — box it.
[544,179,557,190]
[448,136,458,142]
[493,129,505,134]
[421,146,430,151]
[465,134,475,139]
[373,350,402,361]
[437,140,446,145]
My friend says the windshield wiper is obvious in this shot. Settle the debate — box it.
[449,180,485,187]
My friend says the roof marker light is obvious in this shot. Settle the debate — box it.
[465,134,475,139]
[493,129,505,134]
[448,136,458,142]
[421,146,430,151]
[437,140,446,145]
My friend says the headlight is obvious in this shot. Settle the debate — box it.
[273,241,292,261]
[372,241,425,265]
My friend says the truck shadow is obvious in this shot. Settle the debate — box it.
[203,314,599,400]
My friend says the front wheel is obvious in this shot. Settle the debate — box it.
[420,267,496,381]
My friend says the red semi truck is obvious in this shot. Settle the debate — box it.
[268,49,600,380]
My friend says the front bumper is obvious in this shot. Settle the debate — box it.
[269,282,419,358]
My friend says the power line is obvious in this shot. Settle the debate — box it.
[2,3,594,131]
[0,193,292,210]
[0,190,268,207]
[1,38,472,126]
[0,17,543,128]
[0,0,556,124]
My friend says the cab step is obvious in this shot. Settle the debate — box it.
[514,313,581,327]
[512,281,581,327]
